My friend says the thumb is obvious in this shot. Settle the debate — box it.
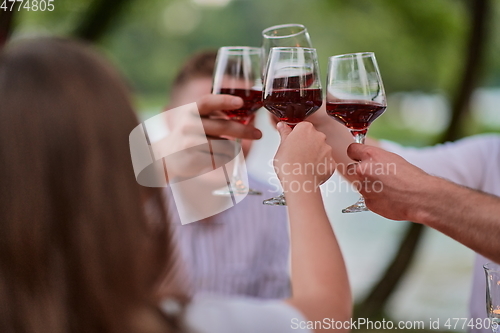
[277,122,292,144]
[346,143,371,162]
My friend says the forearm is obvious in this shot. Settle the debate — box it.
[412,176,500,263]
[284,184,351,330]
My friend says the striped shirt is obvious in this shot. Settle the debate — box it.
[165,176,291,299]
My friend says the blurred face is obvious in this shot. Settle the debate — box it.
[169,77,213,108]
[168,77,255,157]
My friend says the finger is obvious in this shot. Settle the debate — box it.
[209,110,227,118]
[206,135,228,140]
[201,118,262,140]
[346,162,358,177]
[346,143,371,162]
[245,114,256,125]
[197,94,243,116]
[277,122,292,144]
[293,121,314,131]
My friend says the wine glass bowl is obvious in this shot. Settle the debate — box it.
[263,47,322,128]
[212,46,263,124]
[325,101,386,136]
[326,52,387,213]
[216,88,262,124]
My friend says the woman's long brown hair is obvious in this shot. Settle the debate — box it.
[0,38,179,333]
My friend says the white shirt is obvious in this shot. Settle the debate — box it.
[380,134,500,333]
[174,294,311,333]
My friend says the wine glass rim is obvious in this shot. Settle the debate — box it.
[329,52,375,59]
[484,262,500,272]
[262,23,307,38]
[270,46,317,53]
[219,46,262,54]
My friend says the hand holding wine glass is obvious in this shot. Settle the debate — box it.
[212,46,263,196]
[262,47,323,205]
[326,52,387,213]
[274,121,336,192]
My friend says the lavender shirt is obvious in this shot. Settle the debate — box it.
[165,176,291,299]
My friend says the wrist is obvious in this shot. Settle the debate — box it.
[408,175,451,226]
[280,175,321,194]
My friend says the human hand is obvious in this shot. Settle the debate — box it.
[197,94,262,140]
[160,94,262,180]
[346,143,438,221]
[306,103,369,174]
[274,122,336,192]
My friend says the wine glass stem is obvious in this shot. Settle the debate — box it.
[231,138,244,185]
[351,130,367,144]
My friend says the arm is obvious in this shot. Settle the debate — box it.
[273,122,351,332]
[347,143,500,263]
[308,106,379,182]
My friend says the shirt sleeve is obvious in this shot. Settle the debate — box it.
[181,294,312,333]
[379,134,500,189]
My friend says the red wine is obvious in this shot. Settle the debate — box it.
[326,101,386,131]
[263,88,322,127]
[272,73,315,89]
[219,88,262,124]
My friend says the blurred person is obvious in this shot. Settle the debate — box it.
[0,37,351,333]
[167,50,260,156]
[0,37,181,333]
[160,51,292,299]
[308,109,500,332]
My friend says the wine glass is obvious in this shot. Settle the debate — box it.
[212,46,263,196]
[484,263,500,332]
[262,23,313,74]
[326,52,387,213]
[262,47,323,206]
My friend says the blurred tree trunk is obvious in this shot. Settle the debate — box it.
[444,0,490,142]
[0,9,15,48]
[355,0,491,321]
[73,0,135,42]
[354,223,425,320]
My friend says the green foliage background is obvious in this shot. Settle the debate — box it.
[14,0,500,145]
